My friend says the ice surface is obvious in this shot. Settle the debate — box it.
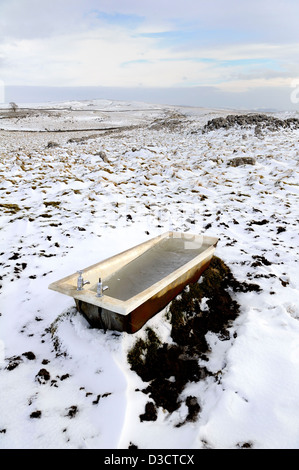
[103,237,210,301]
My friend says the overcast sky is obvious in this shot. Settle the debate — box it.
[1,0,299,109]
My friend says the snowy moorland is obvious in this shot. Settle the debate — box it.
[0,100,299,449]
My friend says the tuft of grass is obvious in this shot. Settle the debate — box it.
[127,327,162,381]
[0,203,21,214]
[47,308,77,356]
[169,256,260,349]
[43,201,61,208]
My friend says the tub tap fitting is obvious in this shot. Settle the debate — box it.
[77,270,90,291]
[96,277,109,297]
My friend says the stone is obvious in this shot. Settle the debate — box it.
[228,156,256,167]
[46,141,59,148]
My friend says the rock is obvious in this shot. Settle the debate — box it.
[46,141,59,148]
[228,157,256,167]
[202,113,299,133]
[254,124,263,135]
[94,150,109,163]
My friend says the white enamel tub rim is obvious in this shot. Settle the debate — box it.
[48,231,218,316]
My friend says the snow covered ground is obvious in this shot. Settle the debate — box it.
[0,100,299,449]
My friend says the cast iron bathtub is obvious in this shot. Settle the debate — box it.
[48,231,218,333]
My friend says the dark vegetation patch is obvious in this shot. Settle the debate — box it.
[0,203,21,214]
[14,262,27,275]
[92,394,101,405]
[248,219,269,226]
[176,396,201,427]
[6,355,23,371]
[43,201,61,208]
[30,410,42,419]
[128,442,138,449]
[35,368,50,384]
[149,111,188,131]
[22,351,36,360]
[9,252,21,260]
[92,392,112,405]
[66,405,78,418]
[139,402,158,422]
[251,255,272,267]
[184,396,201,423]
[237,441,254,449]
[228,157,256,167]
[60,373,70,381]
[127,256,261,423]
[38,213,53,219]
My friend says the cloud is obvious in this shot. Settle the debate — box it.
[87,0,299,44]
[2,0,299,42]
[1,29,298,91]
[0,0,299,107]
